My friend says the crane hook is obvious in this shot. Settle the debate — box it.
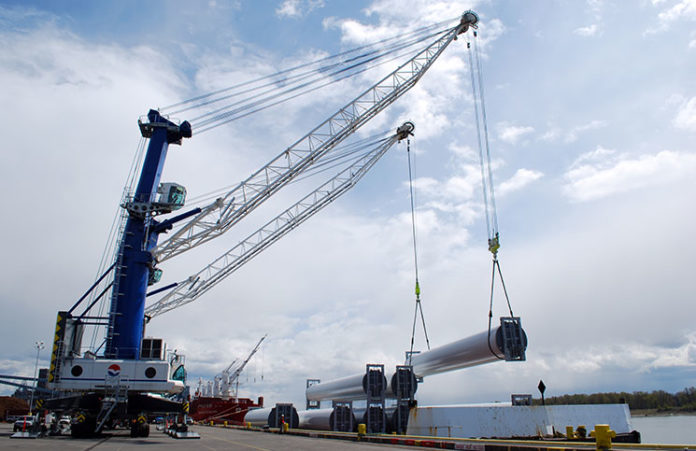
[396,121,415,141]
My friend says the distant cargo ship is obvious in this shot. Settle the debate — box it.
[191,335,267,424]
[190,395,264,424]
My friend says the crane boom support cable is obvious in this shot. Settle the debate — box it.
[155,22,468,263]
[160,18,459,113]
[145,129,404,317]
[88,136,147,350]
[187,27,450,123]
[193,29,452,132]
[185,133,387,206]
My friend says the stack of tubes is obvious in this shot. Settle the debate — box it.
[243,325,527,432]
[291,324,527,432]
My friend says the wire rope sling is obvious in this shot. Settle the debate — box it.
[467,31,526,362]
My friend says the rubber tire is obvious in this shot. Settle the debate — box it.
[71,417,96,438]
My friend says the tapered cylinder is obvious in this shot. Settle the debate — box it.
[244,407,273,427]
[244,405,299,428]
[297,407,356,431]
[305,371,387,402]
[410,324,527,378]
[305,322,526,402]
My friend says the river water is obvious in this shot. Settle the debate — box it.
[631,415,696,445]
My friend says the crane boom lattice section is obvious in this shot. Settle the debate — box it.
[153,24,467,263]
[146,130,408,318]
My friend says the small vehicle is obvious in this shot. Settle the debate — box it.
[58,416,71,434]
[13,416,35,432]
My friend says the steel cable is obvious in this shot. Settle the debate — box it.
[193,28,452,131]
[160,17,458,114]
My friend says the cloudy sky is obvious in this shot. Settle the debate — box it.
[1,0,695,408]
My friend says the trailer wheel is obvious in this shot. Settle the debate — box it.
[130,417,150,437]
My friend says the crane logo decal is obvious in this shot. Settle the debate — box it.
[107,364,121,378]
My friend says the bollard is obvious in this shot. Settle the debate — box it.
[590,424,616,450]
[210,420,214,426]
[358,423,366,437]
[283,422,289,433]
[566,426,575,439]
[577,425,587,438]
[246,422,251,429]
[224,421,228,427]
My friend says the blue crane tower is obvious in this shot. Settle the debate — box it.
[105,110,192,360]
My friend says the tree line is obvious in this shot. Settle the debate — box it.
[533,387,696,411]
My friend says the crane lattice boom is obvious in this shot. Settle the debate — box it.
[152,13,477,266]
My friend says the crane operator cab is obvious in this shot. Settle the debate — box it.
[155,183,186,213]
[124,182,186,216]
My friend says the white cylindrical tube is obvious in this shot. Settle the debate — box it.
[305,374,364,402]
[305,325,526,402]
[305,371,387,402]
[297,408,333,430]
[244,407,273,427]
[244,405,299,428]
[410,325,525,377]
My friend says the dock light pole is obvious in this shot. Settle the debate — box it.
[29,340,44,414]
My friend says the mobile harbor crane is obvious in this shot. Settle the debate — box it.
[41,11,482,438]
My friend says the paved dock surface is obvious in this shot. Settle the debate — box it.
[0,423,424,450]
[3,423,693,451]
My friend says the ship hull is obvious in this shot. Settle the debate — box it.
[190,396,263,424]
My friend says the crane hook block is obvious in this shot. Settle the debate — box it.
[459,11,479,34]
[396,121,415,141]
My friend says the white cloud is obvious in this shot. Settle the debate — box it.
[674,96,696,131]
[574,24,599,37]
[541,120,607,143]
[564,120,607,143]
[498,123,534,144]
[659,0,696,23]
[648,0,696,33]
[276,0,325,18]
[563,147,696,201]
[497,168,543,196]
